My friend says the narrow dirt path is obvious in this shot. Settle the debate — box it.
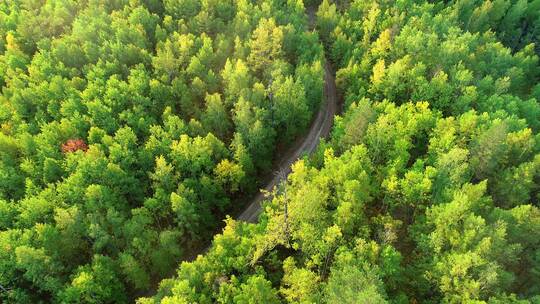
[236,6,338,222]
[196,6,339,258]
[237,60,338,222]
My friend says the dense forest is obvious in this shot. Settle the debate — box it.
[0,0,539,303]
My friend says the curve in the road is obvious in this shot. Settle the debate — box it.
[237,60,338,223]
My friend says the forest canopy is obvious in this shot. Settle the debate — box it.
[1,0,540,303]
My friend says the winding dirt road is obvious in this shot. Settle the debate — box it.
[237,61,338,223]
[236,7,339,223]
[177,6,340,267]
